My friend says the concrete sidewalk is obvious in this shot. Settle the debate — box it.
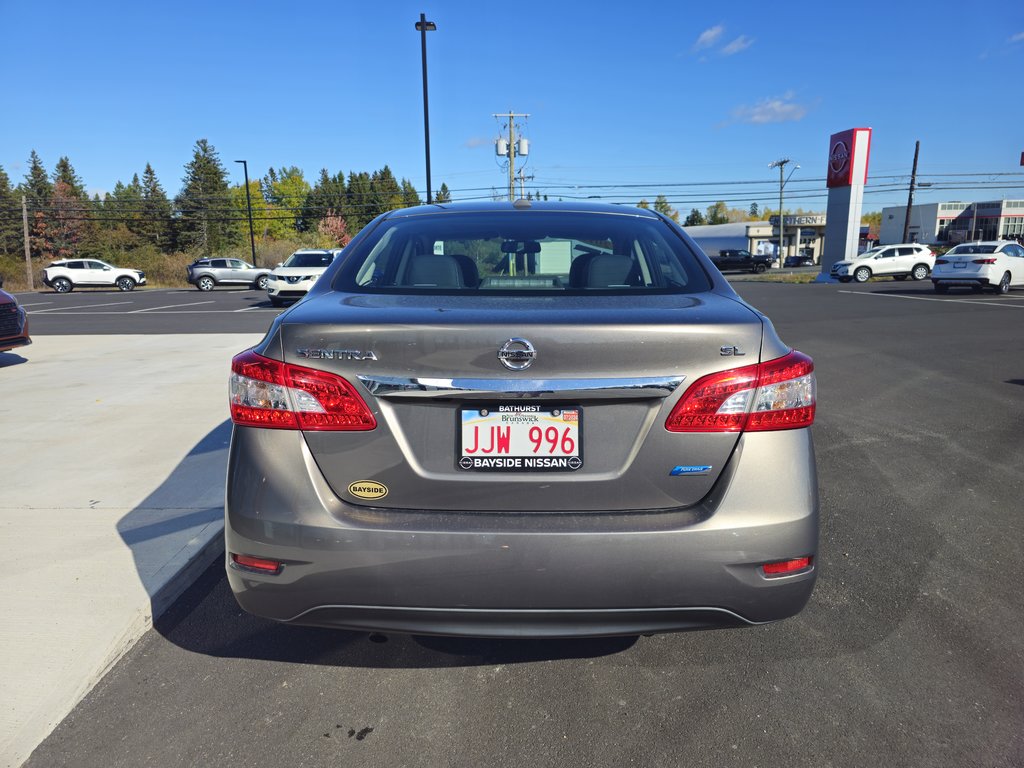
[0,334,262,768]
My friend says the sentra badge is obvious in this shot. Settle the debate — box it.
[297,349,378,361]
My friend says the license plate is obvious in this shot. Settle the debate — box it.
[954,262,967,269]
[458,405,582,471]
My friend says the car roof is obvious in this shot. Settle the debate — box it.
[380,200,663,220]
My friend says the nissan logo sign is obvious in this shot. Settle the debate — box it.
[497,338,536,371]
[829,140,850,174]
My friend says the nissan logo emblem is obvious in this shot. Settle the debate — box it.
[829,140,850,174]
[497,338,536,371]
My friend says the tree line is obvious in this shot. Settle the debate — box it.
[638,194,815,227]
[0,139,451,263]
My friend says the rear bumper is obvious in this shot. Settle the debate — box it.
[225,428,818,637]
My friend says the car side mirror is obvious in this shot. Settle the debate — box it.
[277,262,283,268]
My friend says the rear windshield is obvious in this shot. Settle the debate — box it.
[336,211,711,294]
[283,252,335,268]
[948,244,997,255]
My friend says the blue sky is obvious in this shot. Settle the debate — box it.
[2,0,1022,214]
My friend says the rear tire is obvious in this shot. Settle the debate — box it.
[197,276,215,291]
[854,267,871,283]
[116,276,136,292]
[255,275,270,291]
[911,264,930,281]
[754,263,767,274]
[52,277,73,293]
[993,272,1011,295]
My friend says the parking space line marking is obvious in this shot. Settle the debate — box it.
[838,291,1024,309]
[31,301,135,313]
[18,302,55,308]
[129,301,216,313]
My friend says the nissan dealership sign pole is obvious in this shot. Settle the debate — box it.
[820,128,872,282]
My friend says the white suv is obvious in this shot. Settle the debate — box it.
[831,244,935,283]
[266,249,342,307]
[43,258,147,293]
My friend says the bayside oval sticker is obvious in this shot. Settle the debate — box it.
[348,481,388,500]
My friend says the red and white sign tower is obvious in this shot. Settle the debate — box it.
[821,128,872,280]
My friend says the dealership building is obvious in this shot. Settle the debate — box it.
[684,215,871,263]
[880,200,1024,244]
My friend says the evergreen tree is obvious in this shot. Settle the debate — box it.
[684,208,706,226]
[0,166,21,256]
[175,139,233,254]
[401,179,421,208]
[637,199,650,209]
[434,182,452,203]
[52,157,87,199]
[345,171,373,232]
[367,166,404,222]
[748,202,760,219]
[139,164,174,251]
[19,151,54,259]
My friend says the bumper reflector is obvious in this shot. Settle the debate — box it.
[231,553,283,575]
[762,556,813,577]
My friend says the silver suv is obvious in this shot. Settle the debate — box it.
[186,258,272,291]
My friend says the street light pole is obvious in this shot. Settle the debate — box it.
[234,160,258,267]
[415,13,437,204]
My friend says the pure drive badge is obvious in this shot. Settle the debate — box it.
[670,465,712,476]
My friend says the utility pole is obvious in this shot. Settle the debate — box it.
[234,160,258,266]
[494,111,530,201]
[769,158,791,266]
[902,140,920,243]
[21,196,34,291]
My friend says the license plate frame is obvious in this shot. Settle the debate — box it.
[457,404,583,472]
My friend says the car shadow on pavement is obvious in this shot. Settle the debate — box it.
[116,421,233,621]
[0,351,29,368]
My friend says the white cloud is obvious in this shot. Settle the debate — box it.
[722,35,754,55]
[1010,32,1024,43]
[731,94,808,124]
[693,25,724,52]
[463,137,490,149]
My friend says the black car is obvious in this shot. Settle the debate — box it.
[710,249,774,273]
[784,255,815,268]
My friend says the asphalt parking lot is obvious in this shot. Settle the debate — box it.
[8,278,1024,768]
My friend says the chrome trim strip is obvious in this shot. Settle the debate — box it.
[357,374,686,400]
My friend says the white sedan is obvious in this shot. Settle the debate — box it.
[931,241,1024,295]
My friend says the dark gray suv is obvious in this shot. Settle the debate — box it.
[186,258,272,291]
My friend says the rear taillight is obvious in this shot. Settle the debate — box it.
[935,258,949,265]
[665,350,816,433]
[229,349,376,431]
[972,258,997,264]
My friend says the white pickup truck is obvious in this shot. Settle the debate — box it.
[831,244,935,283]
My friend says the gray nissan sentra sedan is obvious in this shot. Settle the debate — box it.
[226,201,818,638]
